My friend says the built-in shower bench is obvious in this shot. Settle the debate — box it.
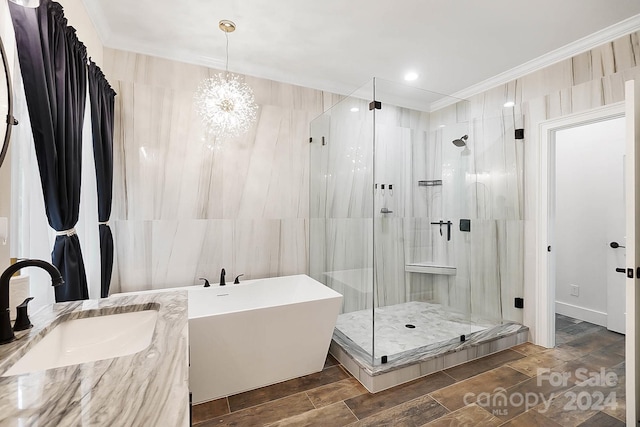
[404,263,456,275]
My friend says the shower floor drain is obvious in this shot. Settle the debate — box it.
[405,324,416,329]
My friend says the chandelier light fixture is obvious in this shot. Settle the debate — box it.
[194,20,258,139]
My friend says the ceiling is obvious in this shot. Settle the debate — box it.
[83,0,640,108]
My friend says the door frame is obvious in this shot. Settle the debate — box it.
[536,102,625,348]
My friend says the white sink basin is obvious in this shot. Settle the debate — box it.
[2,310,158,377]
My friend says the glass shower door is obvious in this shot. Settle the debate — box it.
[309,114,329,285]
[309,81,376,364]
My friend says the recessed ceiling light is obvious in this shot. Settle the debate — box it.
[350,107,359,112]
[438,124,446,128]
[503,101,515,108]
[404,72,419,81]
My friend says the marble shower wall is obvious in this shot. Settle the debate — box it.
[310,81,525,326]
[429,108,525,324]
[395,105,525,324]
[443,30,640,338]
[103,48,337,293]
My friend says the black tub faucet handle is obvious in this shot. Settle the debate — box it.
[199,277,210,288]
[234,274,244,284]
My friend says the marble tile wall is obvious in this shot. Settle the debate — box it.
[457,30,640,338]
[103,48,326,293]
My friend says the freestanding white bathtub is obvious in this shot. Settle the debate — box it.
[116,274,342,404]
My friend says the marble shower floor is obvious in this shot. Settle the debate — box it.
[335,301,492,357]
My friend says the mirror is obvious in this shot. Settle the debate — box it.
[0,35,18,170]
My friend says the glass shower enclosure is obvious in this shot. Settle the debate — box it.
[310,78,525,368]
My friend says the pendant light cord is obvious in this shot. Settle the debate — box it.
[225,31,229,80]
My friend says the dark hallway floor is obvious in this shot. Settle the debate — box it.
[193,315,625,426]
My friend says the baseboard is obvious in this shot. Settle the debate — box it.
[555,301,607,327]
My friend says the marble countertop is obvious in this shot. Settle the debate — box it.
[0,291,189,426]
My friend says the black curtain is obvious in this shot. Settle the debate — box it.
[88,61,116,298]
[9,0,89,302]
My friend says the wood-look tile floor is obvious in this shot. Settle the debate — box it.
[193,315,625,426]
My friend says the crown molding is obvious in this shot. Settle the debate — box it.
[429,13,640,112]
[105,35,228,71]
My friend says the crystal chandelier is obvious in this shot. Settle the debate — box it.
[194,20,258,139]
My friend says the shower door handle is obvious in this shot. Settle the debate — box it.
[615,268,626,273]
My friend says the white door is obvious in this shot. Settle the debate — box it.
[605,119,627,334]
[624,79,640,425]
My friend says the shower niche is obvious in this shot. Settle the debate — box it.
[309,78,528,392]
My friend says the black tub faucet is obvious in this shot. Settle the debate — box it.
[0,259,63,344]
[220,268,226,286]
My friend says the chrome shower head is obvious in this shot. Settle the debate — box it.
[452,135,468,147]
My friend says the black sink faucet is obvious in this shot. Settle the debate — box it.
[219,268,226,286]
[0,259,63,344]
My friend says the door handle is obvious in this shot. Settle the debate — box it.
[616,268,635,278]
[610,241,626,249]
